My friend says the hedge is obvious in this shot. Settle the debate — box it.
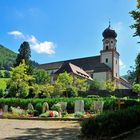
[0,97,139,114]
[81,105,140,138]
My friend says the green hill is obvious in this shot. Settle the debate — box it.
[0,44,17,69]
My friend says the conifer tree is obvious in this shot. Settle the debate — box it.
[14,41,31,67]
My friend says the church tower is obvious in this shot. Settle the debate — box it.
[100,24,120,80]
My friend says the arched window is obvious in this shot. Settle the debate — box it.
[106,58,108,63]
[106,46,109,50]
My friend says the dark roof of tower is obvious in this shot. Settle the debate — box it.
[39,55,101,71]
[102,25,117,38]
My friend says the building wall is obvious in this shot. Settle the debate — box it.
[113,52,119,78]
[100,51,112,69]
[93,72,107,81]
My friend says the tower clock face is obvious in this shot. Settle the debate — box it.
[105,40,109,44]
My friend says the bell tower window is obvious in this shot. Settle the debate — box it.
[106,46,109,50]
[106,58,108,63]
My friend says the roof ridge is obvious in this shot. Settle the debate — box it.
[40,55,100,65]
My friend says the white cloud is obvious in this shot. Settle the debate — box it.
[119,59,126,69]
[27,35,38,44]
[8,31,25,38]
[31,41,55,54]
[8,31,55,55]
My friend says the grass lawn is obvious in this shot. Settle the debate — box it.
[0,78,9,90]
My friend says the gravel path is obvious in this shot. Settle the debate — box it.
[0,119,81,140]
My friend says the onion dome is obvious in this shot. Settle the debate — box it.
[102,25,117,38]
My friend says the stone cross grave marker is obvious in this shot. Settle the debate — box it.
[93,101,104,113]
[117,99,124,110]
[74,100,84,113]
[58,102,67,112]
[27,103,34,110]
[3,105,8,112]
[42,102,49,113]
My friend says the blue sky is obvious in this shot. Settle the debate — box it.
[0,0,139,75]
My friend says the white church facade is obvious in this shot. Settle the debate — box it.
[40,25,130,89]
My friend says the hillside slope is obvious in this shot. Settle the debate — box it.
[0,44,17,69]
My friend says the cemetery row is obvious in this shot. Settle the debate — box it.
[0,97,139,119]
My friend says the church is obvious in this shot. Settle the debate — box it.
[40,24,130,89]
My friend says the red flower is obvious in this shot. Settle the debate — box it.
[49,111,54,117]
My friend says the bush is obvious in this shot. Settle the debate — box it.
[0,89,4,97]
[63,87,78,97]
[74,112,85,118]
[0,71,3,78]
[0,97,139,114]
[132,83,140,96]
[35,102,43,115]
[51,103,62,112]
[81,105,140,138]
[4,71,10,78]
[27,109,37,115]
[40,111,59,117]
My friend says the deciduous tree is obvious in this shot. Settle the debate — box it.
[7,60,34,98]
[130,0,140,40]
[104,80,116,93]
[33,68,50,84]
[135,53,140,83]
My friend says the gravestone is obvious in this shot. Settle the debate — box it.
[74,100,84,113]
[93,101,104,113]
[3,105,8,112]
[117,99,124,110]
[58,102,67,112]
[27,103,34,110]
[42,102,49,113]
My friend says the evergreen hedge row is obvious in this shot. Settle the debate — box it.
[0,97,139,113]
[81,105,140,138]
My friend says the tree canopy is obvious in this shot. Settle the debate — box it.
[14,41,31,67]
[7,60,34,98]
[130,0,140,39]
[135,53,140,83]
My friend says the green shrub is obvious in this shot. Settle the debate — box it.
[87,95,100,98]
[10,106,27,115]
[27,109,37,115]
[4,71,10,78]
[0,89,4,97]
[0,97,139,114]
[63,87,78,97]
[40,111,59,117]
[51,103,62,112]
[81,105,140,138]
[2,112,19,118]
[35,102,43,115]
[74,112,85,118]
[39,112,49,117]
